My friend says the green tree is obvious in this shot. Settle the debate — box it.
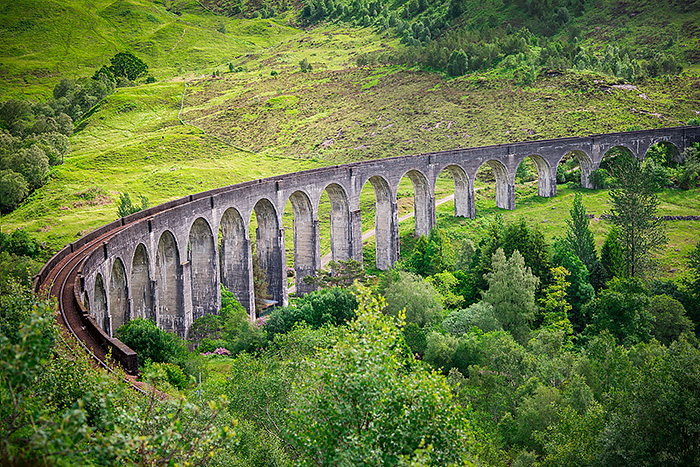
[0,169,27,213]
[446,49,468,77]
[608,154,667,278]
[583,278,654,345]
[482,248,540,344]
[539,266,574,338]
[299,57,312,72]
[286,286,474,465]
[681,241,700,325]
[109,51,148,81]
[116,192,149,218]
[565,193,597,270]
[648,294,695,346]
[599,227,625,283]
[380,270,444,327]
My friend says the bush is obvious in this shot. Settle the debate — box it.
[144,361,189,390]
[0,169,28,213]
[589,167,612,189]
[116,318,185,365]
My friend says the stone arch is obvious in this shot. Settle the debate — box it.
[322,183,352,262]
[364,175,397,270]
[400,169,433,238]
[189,217,218,321]
[93,273,109,334]
[131,243,154,321]
[438,164,472,218]
[155,230,185,337]
[109,257,129,336]
[557,150,595,189]
[519,154,555,197]
[220,207,253,316]
[477,159,512,210]
[252,198,286,310]
[642,141,682,164]
[287,190,318,296]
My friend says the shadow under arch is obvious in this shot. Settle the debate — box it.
[400,169,433,238]
[189,217,218,321]
[287,190,318,296]
[131,243,154,321]
[642,140,682,164]
[220,207,253,316]
[363,175,396,270]
[93,273,108,335]
[252,198,286,310]
[155,230,185,337]
[109,257,129,336]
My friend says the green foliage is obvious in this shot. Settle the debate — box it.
[483,248,539,344]
[405,227,455,276]
[379,270,444,327]
[599,227,625,282]
[303,258,367,288]
[539,266,574,340]
[608,154,668,278]
[286,285,475,465]
[583,278,654,346]
[190,287,266,355]
[299,57,312,72]
[108,51,149,82]
[116,192,149,218]
[116,317,185,365]
[681,241,700,326]
[442,301,501,336]
[648,294,695,346]
[446,49,468,77]
[264,286,357,338]
[564,192,597,270]
[143,361,189,390]
[0,170,28,213]
[552,244,595,330]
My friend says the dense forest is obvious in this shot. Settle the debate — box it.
[1,0,700,465]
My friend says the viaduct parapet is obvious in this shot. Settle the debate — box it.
[36,127,699,364]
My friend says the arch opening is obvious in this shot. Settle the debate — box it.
[360,175,396,270]
[437,165,471,218]
[285,191,318,296]
[131,243,154,321]
[515,154,554,198]
[189,217,218,321]
[155,230,185,337]
[324,183,352,263]
[475,159,511,211]
[109,258,129,336]
[557,150,594,189]
[220,207,253,316]
[399,169,432,238]
[250,198,285,313]
[93,273,108,335]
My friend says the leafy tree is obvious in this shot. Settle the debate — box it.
[447,49,468,76]
[648,294,695,346]
[539,266,574,339]
[0,169,27,213]
[681,240,700,326]
[285,286,474,465]
[9,145,49,190]
[442,301,501,336]
[552,245,595,330]
[303,258,367,288]
[583,278,654,346]
[116,318,185,365]
[608,154,667,278]
[109,51,149,81]
[299,57,312,72]
[599,227,625,283]
[116,192,149,218]
[482,248,539,344]
[501,220,553,290]
[565,193,597,270]
[379,270,444,327]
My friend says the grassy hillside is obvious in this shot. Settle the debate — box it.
[1,0,698,268]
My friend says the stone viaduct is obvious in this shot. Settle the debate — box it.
[37,127,700,350]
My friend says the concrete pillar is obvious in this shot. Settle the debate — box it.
[131,244,154,321]
[466,177,476,219]
[188,218,218,321]
[181,260,192,338]
[109,258,129,334]
[390,200,399,267]
[220,208,254,317]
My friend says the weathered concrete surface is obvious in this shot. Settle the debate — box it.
[63,127,698,338]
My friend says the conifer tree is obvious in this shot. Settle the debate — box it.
[565,193,597,271]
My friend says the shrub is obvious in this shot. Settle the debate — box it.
[116,318,185,365]
[144,361,188,390]
[589,167,612,189]
[0,170,28,213]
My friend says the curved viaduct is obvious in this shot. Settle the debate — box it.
[36,126,699,373]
